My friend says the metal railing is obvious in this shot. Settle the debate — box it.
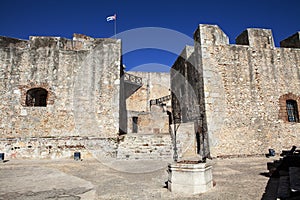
[150,94,171,105]
[124,73,142,85]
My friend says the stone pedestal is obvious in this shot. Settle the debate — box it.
[167,162,213,194]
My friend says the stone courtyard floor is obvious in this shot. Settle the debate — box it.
[0,156,278,200]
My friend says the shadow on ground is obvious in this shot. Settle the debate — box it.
[261,146,300,200]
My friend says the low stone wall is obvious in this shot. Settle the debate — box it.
[0,134,174,160]
[0,137,118,159]
[117,134,173,160]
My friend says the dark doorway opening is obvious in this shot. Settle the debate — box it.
[132,117,138,133]
[196,131,201,154]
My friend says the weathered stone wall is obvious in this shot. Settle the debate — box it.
[119,72,172,159]
[171,45,210,159]
[198,25,300,157]
[0,34,121,158]
[125,71,171,135]
[126,72,170,112]
[171,46,201,123]
[172,24,300,158]
[0,137,118,159]
[127,107,170,134]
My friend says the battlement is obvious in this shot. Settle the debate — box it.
[236,28,275,48]
[194,24,229,46]
[0,34,117,51]
[194,24,299,49]
[0,36,28,49]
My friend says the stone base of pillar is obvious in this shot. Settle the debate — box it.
[167,161,213,194]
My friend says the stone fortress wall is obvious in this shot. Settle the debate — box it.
[0,33,173,160]
[172,24,300,158]
[1,24,300,160]
[0,34,122,159]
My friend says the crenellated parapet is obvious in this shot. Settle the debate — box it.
[0,36,28,49]
[0,33,115,51]
[193,24,299,50]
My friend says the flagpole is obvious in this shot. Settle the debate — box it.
[114,15,117,39]
[106,14,117,38]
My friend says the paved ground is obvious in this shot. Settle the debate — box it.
[0,156,278,200]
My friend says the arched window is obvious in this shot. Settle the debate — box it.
[25,88,48,107]
[286,100,299,122]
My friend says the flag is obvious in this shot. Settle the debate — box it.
[106,14,116,22]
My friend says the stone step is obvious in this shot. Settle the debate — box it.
[117,134,172,160]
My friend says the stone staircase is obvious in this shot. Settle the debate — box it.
[117,133,173,160]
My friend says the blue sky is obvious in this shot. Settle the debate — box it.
[1,0,299,72]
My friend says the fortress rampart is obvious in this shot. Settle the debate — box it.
[172,24,300,158]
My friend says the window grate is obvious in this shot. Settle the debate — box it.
[286,100,299,122]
